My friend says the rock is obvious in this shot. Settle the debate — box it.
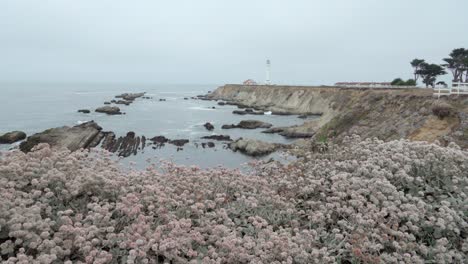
[78,109,91,114]
[233,110,264,115]
[204,122,214,131]
[159,99,167,101]
[229,138,280,156]
[201,142,215,148]
[222,120,273,129]
[115,100,131,105]
[201,135,232,141]
[217,101,226,106]
[222,124,237,129]
[116,92,146,101]
[262,127,285,134]
[279,131,315,138]
[169,139,189,147]
[184,97,189,100]
[19,121,103,152]
[95,106,122,115]
[104,102,111,105]
[150,136,169,144]
[272,111,295,116]
[0,131,27,144]
[101,131,143,157]
[232,110,247,115]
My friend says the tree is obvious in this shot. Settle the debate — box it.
[416,63,447,88]
[442,48,468,82]
[405,79,417,86]
[391,78,405,86]
[436,81,448,88]
[411,59,425,82]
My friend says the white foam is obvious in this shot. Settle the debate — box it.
[264,111,272,115]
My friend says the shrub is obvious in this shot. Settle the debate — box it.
[432,102,454,119]
[0,138,467,263]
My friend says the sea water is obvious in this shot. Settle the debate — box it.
[0,82,310,168]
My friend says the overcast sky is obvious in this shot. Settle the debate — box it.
[0,0,467,85]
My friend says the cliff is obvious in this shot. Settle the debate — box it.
[208,84,468,148]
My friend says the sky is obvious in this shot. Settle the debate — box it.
[0,0,467,85]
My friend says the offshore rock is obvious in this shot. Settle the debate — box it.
[222,120,272,129]
[201,135,232,141]
[229,138,281,156]
[0,131,27,144]
[20,121,103,152]
[95,106,122,115]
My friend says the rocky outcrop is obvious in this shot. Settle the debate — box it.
[20,121,103,152]
[233,109,264,115]
[229,138,281,156]
[78,109,91,114]
[204,122,214,131]
[169,139,189,147]
[208,84,468,147]
[222,120,272,129]
[101,132,143,157]
[95,106,122,115]
[201,142,215,148]
[201,135,232,141]
[116,92,146,101]
[0,131,27,144]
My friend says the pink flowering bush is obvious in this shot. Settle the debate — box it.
[0,136,467,263]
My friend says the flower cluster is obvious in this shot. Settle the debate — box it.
[0,137,467,263]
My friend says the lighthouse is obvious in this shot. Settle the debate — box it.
[265,59,271,85]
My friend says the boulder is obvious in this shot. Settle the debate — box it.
[150,136,169,144]
[0,131,27,144]
[115,100,131,105]
[201,142,215,148]
[78,109,91,114]
[222,120,273,129]
[169,139,189,147]
[204,122,214,131]
[104,102,111,105]
[184,97,189,100]
[116,92,145,101]
[217,101,226,106]
[279,131,315,138]
[201,135,232,141]
[262,127,285,134]
[229,138,280,156]
[19,121,103,152]
[233,110,264,115]
[95,106,122,115]
[101,131,143,157]
[159,99,167,102]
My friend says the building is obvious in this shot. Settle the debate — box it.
[335,82,392,88]
[243,79,258,85]
[265,59,271,85]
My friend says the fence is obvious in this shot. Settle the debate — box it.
[434,82,468,98]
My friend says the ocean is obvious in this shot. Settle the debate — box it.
[0,82,307,168]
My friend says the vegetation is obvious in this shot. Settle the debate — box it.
[432,102,455,119]
[1,140,467,263]
[415,63,447,88]
[391,78,417,86]
[410,48,468,87]
[442,48,468,83]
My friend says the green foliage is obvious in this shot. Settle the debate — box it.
[391,78,417,86]
[416,63,447,88]
[442,48,468,82]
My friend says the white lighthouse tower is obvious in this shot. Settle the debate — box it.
[265,59,271,85]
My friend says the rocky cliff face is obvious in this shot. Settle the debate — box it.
[209,84,468,148]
